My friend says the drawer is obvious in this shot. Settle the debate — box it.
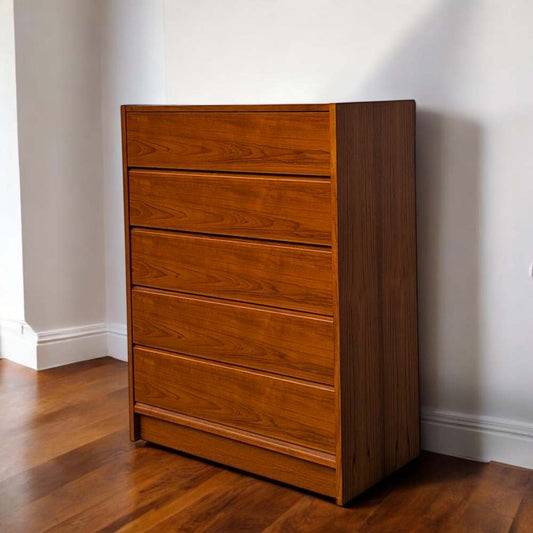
[129,170,332,245]
[125,111,330,176]
[133,346,336,453]
[132,287,334,384]
[131,229,333,315]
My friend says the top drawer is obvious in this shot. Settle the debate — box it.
[125,111,331,176]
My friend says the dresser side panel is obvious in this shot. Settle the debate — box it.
[335,101,419,503]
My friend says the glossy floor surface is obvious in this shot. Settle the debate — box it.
[0,357,531,532]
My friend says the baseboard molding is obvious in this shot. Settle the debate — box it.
[37,323,109,370]
[421,408,533,469]
[107,322,128,362]
[0,319,38,368]
[0,320,126,369]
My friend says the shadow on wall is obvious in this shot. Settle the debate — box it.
[342,0,484,456]
[417,112,482,456]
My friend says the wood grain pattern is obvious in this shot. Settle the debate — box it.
[136,472,302,532]
[334,101,419,503]
[130,228,334,315]
[133,346,336,453]
[0,358,529,531]
[121,106,138,440]
[138,416,337,499]
[129,169,332,245]
[125,111,331,175]
[264,494,372,532]
[380,102,419,477]
[328,103,345,505]
[134,403,336,467]
[132,287,334,384]
[512,474,533,532]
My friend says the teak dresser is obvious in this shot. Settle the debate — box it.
[121,101,419,505]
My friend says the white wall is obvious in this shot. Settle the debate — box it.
[14,0,106,333]
[161,0,533,466]
[6,0,108,368]
[1,0,165,367]
[4,0,533,465]
[0,0,24,324]
[100,0,165,360]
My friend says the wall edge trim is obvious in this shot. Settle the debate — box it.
[421,407,533,469]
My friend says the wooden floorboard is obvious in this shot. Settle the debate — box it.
[0,357,531,532]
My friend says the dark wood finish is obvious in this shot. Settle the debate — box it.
[130,228,334,315]
[133,346,336,452]
[129,169,332,245]
[0,358,531,531]
[121,107,138,440]
[138,416,336,498]
[126,111,331,175]
[132,287,334,384]
[122,102,420,504]
[333,101,419,503]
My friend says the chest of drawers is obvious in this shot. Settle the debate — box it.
[121,102,419,505]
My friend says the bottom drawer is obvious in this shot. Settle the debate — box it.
[133,346,335,453]
[138,414,336,498]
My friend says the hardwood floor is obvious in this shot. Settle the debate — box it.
[0,357,531,532]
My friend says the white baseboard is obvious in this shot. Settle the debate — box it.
[107,322,128,362]
[37,323,109,370]
[0,320,126,369]
[421,408,533,469]
[0,319,38,368]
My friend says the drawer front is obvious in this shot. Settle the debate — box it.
[125,111,330,176]
[132,288,334,384]
[134,346,335,453]
[129,170,332,245]
[131,229,333,315]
